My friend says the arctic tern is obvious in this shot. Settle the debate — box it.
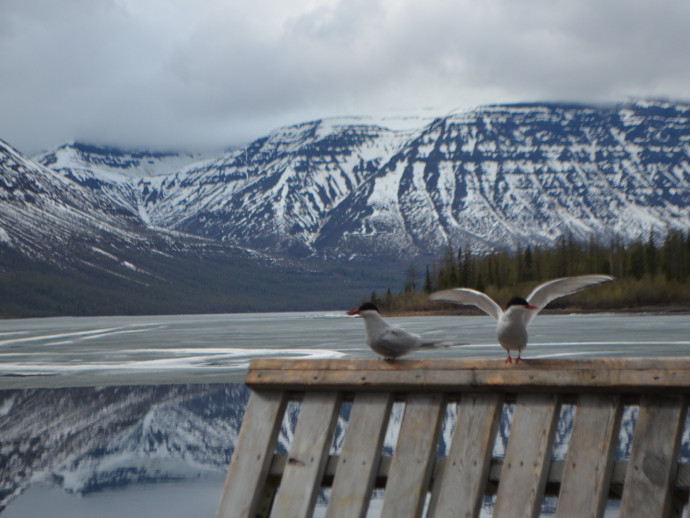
[348,302,462,359]
[429,275,614,363]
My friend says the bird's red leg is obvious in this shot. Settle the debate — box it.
[504,352,512,364]
[515,350,522,364]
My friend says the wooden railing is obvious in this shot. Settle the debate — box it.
[216,358,690,518]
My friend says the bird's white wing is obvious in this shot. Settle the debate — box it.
[380,327,422,351]
[429,288,503,321]
[525,275,614,322]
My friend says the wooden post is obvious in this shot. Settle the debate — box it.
[216,390,287,518]
[270,392,342,518]
[619,396,687,518]
[380,393,445,518]
[493,393,561,518]
[326,392,393,518]
[427,392,503,518]
[555,394,622,518]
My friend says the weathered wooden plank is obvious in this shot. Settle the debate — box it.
[493,393,561,518]
[270,392,342,518]
[326,392,393,518]
[248,357,690,373]
[245,358,690,393]
[555,394,622,518]
[380,393,445,518]
[216,390,287,518]
[619,396,687,518]
[427,392,503,518]
[266,454,690,496]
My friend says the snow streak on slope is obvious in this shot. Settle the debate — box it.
[0,139,150,263]
[321,101,690,257]
[9,100,690,266]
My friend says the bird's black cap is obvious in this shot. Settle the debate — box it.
[506,296,530,308]
[347,301,379,315]
[359,302,379,312]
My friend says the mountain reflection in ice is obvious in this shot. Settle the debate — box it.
[0,384,248,512]
[2,384,689,516]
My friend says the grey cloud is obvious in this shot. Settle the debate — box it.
[1,0,688,155]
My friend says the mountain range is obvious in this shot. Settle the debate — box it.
[1,99,689,315]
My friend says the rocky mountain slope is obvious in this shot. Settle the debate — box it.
[1,100,689,314]
[32,100,690,260]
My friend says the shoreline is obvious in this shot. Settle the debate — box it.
[385,305,690,317]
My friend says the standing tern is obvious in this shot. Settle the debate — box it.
[348,302,462,359]
[429,275,614,363]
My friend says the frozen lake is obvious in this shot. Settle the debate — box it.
[1,311,689,517]
[2,311,690,388]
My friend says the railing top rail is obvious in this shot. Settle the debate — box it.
[245,357,690,393]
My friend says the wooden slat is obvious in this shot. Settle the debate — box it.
[270,392,342,518]
[380,393,445,518]
[245,358,690,393]
[216,390,287,518]
[493,393,561,518]
[267,455,690,496]
[619,396,687,518]
[427,392,503,518]
[219,359,690,517]
[326,392,393,518]
[555,394,622,518]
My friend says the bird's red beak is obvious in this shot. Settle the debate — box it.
[525,304,538,310]
[347,308,360,315]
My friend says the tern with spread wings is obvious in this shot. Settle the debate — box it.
[429,275,614,363]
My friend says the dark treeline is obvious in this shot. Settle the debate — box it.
[370,230,690,313]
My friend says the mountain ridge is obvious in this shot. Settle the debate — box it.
[1,100,689,314]
[36,100,689,257]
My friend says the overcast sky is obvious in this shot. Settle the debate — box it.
[1,0,689,155]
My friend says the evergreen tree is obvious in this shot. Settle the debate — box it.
[423,232,689,311]
[523,245,534,281]
[628,239,645,280]
[404,263,418,292]
[423,265,433,293]
[644,233,658,276]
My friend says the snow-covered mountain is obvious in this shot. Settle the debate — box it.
[30,100,690,262]
[37,142,209,179]
[0,138,150,264]
[311,100,690,257]
[0,137,275,291]
[1,100,689,314]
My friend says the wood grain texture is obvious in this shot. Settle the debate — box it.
[427,393,503,518]
[619,395,687,518]
[215,390,287,518]
[217,359,690,518]
[380,393,445,518]
[555,394,622,518]
[270,392,342,518]
[326,392,393,518]
[245,358,690,394]
[493,393,561,518]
